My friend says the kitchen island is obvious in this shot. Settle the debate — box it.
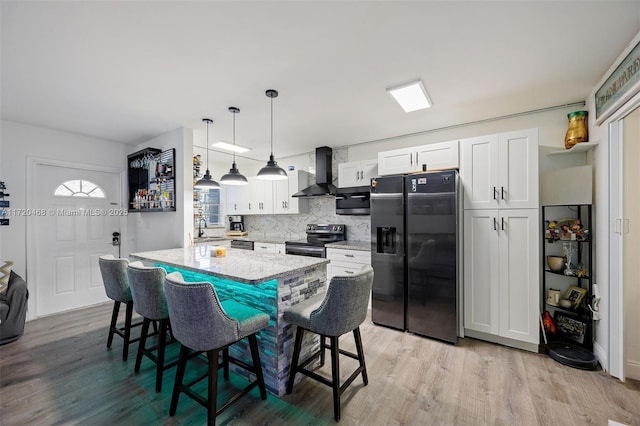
[130,245,329,396]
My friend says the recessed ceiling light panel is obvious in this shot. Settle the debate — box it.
[212,141,251,153]
[387,80,432,112]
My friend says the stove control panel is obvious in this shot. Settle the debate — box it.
[306,223,346,235]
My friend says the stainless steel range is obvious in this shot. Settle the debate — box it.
[285,224,346,258]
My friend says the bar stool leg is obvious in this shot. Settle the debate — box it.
[353,327,368,385]
[249,334,267,400]
[122,301,134,361]
[107,301,120,348]
[135,318,151,373]
[319,335,327,367]
[286,327,304,394]
[222,348,229,380]
[207,349,220,426]
[330,335,341,422]
[155,318,168,392]
[170,345,189,416]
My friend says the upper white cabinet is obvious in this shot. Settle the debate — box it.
[378,140,459,176]
[338,159,378,187]
[273,170,310,214]
[226,170,309,216]
[460,129,538,210]
[225,183,251,215]
[249,177,274,214]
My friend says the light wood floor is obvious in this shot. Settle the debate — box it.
[1,303,639,426]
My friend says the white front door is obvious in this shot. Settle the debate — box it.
[33,165,121,317]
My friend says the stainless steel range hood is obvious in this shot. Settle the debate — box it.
[292,146,337,198]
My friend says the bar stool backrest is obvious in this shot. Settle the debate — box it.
[127,262,168,321]
[310,266,374,336]
[99,255,132,302]
[164,271,241,352]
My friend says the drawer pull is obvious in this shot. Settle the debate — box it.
[345,270,354,274]
[345,254,355,258]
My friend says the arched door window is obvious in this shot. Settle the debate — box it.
[54,180,106,198]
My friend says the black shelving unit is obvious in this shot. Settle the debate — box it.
[127,147,176,212]
[541,204,597,369]
[0,181,9,226]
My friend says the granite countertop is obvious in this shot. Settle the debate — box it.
[193,236,231,244]
[231,235,305,244]
[131,245,329,284]
[325,240,371,251]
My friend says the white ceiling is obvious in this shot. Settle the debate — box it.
[2,1,639,161]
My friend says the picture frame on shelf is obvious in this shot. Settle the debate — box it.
[564,285,587,309]
[554,311,587,344]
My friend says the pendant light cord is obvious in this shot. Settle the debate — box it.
[206,121,210,168]
[270,96,274,156]
[233,112,237,164]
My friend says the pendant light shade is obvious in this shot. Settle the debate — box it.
[194,118,220,189]
[257,89,288,180]
[220,107,249,186]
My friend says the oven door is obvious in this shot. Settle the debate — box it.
[285,244,326,258]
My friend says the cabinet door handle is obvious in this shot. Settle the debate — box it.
[249,202,252,210]
[493,217,498,231]
[416,152,419,165]
[501,186,505,200]
[493,187,498,200]
[624,218,630,234]
[234,203,237,210]
[410,152,413,165]
[501,217,505,230]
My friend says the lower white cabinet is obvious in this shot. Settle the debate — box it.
[326,248,372,307]
[253,242,285,254]
[463,208,539,347]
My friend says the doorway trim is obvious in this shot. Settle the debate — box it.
[25,156,126,320]
[606,90,640,380]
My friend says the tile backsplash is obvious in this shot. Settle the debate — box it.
[244,197,371,242]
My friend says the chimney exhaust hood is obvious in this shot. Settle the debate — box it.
[292,146,337,198]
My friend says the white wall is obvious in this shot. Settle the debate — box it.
[126,127,193,254]
[0,120,127,279]
[346,106,575,161]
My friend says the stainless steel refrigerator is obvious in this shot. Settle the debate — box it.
[370,171,459,344]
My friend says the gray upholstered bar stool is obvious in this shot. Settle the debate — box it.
[284,266,374,422]
[127,262,177,392]
[164,271,269,426]
[98,255,143,361]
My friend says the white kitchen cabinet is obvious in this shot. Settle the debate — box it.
[463,208,539,346]
[338,159,378,188]
[249,177,274,214]
[253,242,286,254]
[273,170,310,214]
[327,248,372,307]
[378,140,459,176]
[460,129,538,210]
[224,184,251,215]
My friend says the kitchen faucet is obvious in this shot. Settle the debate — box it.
[198,218,206,238]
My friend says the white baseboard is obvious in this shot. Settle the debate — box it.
[626,360,640,381]
[594,340,608,371]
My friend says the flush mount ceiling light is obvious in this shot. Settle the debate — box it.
[257,89,288,181]
[220,107,249,186]
[194,118,220,189]
[212,141,251,153]
[387,80,432,112]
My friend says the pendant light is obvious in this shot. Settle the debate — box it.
[194,118,220,188]
[257,89,288,180]
[220,107,249,185]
